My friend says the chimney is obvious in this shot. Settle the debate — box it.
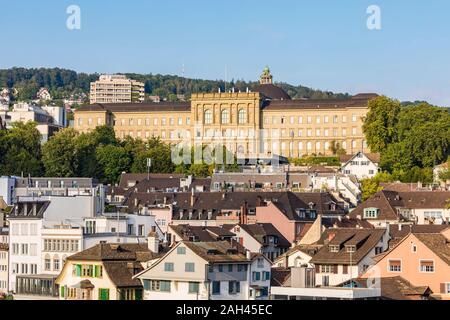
[148,232,159,254]
[240,202,249,225]
[328,232,336,242]
[246,250,252,260]
[398,224,402,231]
[163,197,167,205]
[190,189,195,207]
[208,211,212,220]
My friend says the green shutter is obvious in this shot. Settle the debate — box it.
[99,288,110,300]
[135,289,143,301]
[94,265,99,278]
[60,285,65,298]
[76,264,82,277]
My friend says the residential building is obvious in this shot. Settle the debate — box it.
[349,190,450,227]
[135,241,271,300]
[56,241,161,300]
[75,68,376,157]
[310,228,389,287]
[124,191,345,242]
[0,244,8,293]
[270,266,381,300]
[224,223,290,261]
[362,229,450,300]
[0,176,15,205]
[89,75,144,104]
[340,152,381,180]
[36,88,52,101]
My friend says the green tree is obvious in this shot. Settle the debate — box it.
[0,122,43,176]
[360,178,384,201]
[362,96,401,153]
[96,145,131,184]
[42,128,78,177]
[131,138,175,174]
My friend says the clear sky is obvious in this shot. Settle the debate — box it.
[1,0,450,106]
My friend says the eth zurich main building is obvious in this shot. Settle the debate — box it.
[74,68,377,158]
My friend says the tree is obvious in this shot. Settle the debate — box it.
[96,145,131,184]
[362,96,401,153]
[360,178,384,201]
[131,138,175,174]
[42,128,78,177]
[0,122,43,176]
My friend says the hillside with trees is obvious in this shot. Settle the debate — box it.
[0,67,350,104]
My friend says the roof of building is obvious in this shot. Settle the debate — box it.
[102,261,143,288]
[253,84,291,100]
[15,177,98,188]
[325,217,374,229]
[8,201,50,219]
[310,228,386,265]
[339,152,381,164]
[77,101,191,113]
[67,243,158,262]
[170,224,236,242]
[235,223,291,248]
[183,241,250,263]
[414,233,450,265]
[124,191,344,222]
[118,173,186,190]
[379,182,427,192]
[270,268,292,286]
[350,190,450,221]
[354,276,432,300]
[262,94,378,111]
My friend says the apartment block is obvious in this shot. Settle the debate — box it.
[90,75,144,104]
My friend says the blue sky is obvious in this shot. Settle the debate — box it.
[1,0,450,105]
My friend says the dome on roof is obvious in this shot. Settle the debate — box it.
[253,83,291,100]
[255,66,291,100]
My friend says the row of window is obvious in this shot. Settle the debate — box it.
[11,263,38,275]
[10,223,38,236]
[208,264,249,273]
[388,260,436,273]
[44,255,67,272]
[252,271,270,281]
[264,114,361,125]
[43,239,80,253]
[203,109,247,125]
[72,264,103,278]
[164,262,195,272]
[144,279,242,296]
[11,243,37,256]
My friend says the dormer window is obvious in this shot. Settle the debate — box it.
[363,208,379,219]
[329,245,340,253]
[295,209,306,218]
[346,245,356,253]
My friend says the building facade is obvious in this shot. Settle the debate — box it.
[89,75,145,104]
[76,69,376,157]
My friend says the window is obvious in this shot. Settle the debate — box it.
[329,245,340,253]
[150,280,171,292]
[238,109,246,124]
[228,264,233,272]
[12,243,19,255]
[54,257,60,271]
[204,110,213,124]
[21,223,29,235]
[212,281,221,295]
[138,225,145,236]
[252,272,261,281]
[21,243,28,255]
[30,244,37,256]
[352,114,357,122]
[321,265,335,273]
[420,260,434,273]
[346,245,356,253]
[228,281,240,294]
[185,263,195,272]
[375,247,383,255]
[388,259,402,272]
[221,109,229,124]
[160,281,171,292]
[164,262,174,272]
[177,247,186,255]
[188,282,200,294]
[30,223,37,236]
[45,257,51,271]
[363,208,379,219]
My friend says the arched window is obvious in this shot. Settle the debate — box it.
[204,110,213,124]
[221,109,229,124]
[238,109,246,124]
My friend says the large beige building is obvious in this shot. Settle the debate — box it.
[90,75,145,104]
[76,69,376,158]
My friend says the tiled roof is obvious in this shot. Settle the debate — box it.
[270,268,291,286]
[310,228,386,264]
[67,243,157,262]
[356,276,432,300]
[77,102,191,113]
[102,261,143,288]
[183,241,250,263]
[170,225,235,242]
[238,223,291,248]
[124,191,345,222]
[414,233,450,265]
[339,152,381,164]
